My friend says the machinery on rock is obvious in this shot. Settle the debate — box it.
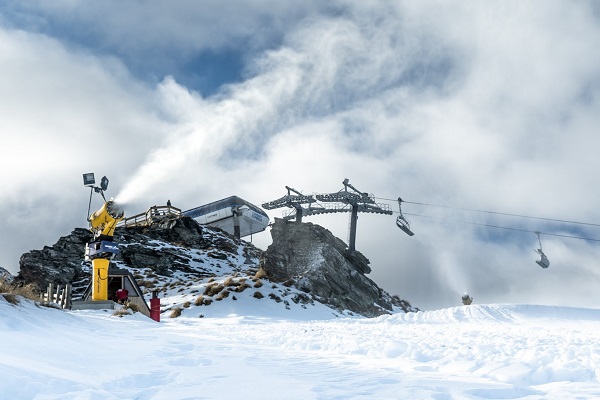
[83,173,124,301]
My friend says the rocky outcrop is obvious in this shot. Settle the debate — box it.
[0,267,14,282]
[262,218,414,317]
[16,217,262,297]
[18,228,92,290]
[16,215,415,317]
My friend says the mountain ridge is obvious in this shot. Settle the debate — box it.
[13,216,416,317]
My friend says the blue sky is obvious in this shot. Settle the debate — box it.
[1,1,600,310]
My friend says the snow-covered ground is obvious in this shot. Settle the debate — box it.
[1,296,600,399]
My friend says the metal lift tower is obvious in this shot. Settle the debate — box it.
[262,179,392,252]
[262,186,316,223]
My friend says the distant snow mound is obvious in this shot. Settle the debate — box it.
[386,304,600,325]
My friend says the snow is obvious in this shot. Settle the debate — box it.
[1,296,600,399]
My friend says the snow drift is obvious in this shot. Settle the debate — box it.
[1,296,599,399]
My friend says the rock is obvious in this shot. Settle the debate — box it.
[262,218,414,317]
[15,215,415,317]
[16,217,263,298]
[0,267,14,282]
[17,228,92,291]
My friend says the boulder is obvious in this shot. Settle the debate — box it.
[0,266,14,282]
[262,218,413,317]
[18,228,92,291]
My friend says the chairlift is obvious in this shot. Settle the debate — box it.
[396,197,414,236]
[534,232,549,268]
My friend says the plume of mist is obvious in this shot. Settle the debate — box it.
[114,5,440,206]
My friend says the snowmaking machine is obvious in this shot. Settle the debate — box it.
[83,173,124,301]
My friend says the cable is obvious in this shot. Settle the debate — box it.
[404,212,600,242]
[376,197,600,228]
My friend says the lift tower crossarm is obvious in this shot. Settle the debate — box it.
[262,186,316,222]
[316,179,392,252]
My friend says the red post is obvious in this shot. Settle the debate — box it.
[150,290,161,322]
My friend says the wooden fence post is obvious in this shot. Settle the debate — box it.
[65,284,72,309]
[47,283,54,303]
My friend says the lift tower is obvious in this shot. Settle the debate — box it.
[263,179,392,252]
[262,186,316,223]
[316,179,392,251]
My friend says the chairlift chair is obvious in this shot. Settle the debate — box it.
[396,198,414,236]
[534,232,550,268]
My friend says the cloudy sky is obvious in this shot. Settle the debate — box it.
[2,1,600,310]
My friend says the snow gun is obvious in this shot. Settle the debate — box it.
[83,173,124,301]
[88,200,124,238]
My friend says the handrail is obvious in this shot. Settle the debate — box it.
[117,205,182,228]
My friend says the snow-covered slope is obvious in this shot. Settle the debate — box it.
[1,296,599,399]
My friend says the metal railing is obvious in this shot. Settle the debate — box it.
[118,205,183,228]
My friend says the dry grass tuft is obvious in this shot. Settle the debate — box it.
[113,308,132,317]
[138,280,156,289]
[253,291,264,299]
[0,278,39,304]
[254,268,268,280]
[253,280,263,288]
[2,293,18,305]
[204,283,224,297]
[194,295,204,306]
[125,301,140,313]
[183,301,191,308]
[236,282,251,293]
[170,307,183,318]
[223,277,235,287]
[215,290,230,301]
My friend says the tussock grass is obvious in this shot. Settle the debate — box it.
[253,280,263,288]
[223,277,236,287]
[125,301,140,313]
[204,283,224,297]
[2,293,18,305]
[253,291,264,299]
[0,278,39,304]
[138,280,156,289]
[113,308,132,317]
[194,295,204,306]
[170,307,183,318]
[215,290,230,301]
[254,268,268,280]
[236,282,251,292]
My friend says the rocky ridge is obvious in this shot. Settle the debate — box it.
[15,216,416,317]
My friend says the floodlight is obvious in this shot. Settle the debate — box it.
[100,176,109,191]
[83,173,95,186]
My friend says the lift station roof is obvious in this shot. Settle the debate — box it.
[183,196,269,238]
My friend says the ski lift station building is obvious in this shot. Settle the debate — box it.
[183,196,269,238]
